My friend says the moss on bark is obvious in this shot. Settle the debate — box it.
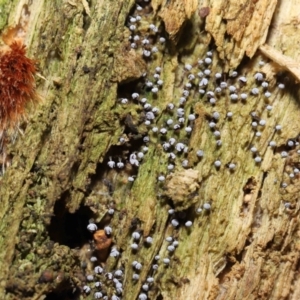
[0,0,300,299]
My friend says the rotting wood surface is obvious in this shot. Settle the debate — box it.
[0,0,300,299]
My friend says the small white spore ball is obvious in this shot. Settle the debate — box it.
[90,256,97,262]
[228,163,236,170]
[104,226,112,235]
[197,150,204,157]
[171,219,179,227]
[230,71,238,77]
[185,126,192,133]
[87,275,94,281]
[229,85,236,92]
[139,293,148,300]
[196,208,203,214]
[132,273,139,280]
[250,147,257,153]
[209,98,216,105]
[254,72,263,81]
[259,120,266,126]
[204,69,211,76]
[143,50,151,57]
[239,76,247,83]
[264,91,271,98]
[94,292,103,299]
[188,74,195,81]
[173,240,179,247]
[131,243,138,250]
[145,236,153,244]
[167,245,175,252]
[157,79,163,86]
[203,203,211,210]
[134,262,142,270]
[87,223,97,232]
[147,277,154,283]
[254,156,262,163]
[240,93,248,100]
[199,78,208,86]
[214,160,221,167]
[158,175,165,181]
[220,82,227,88]
[155,66,161,73]
[114,270,123,277]
[185,64,193,71]
[230,93,238,101]
[212,111,220,120]
[83,285,91,293]
[204,57,212,64]
[110,248,120,257]
[94,266,103,274]
[153,73,160,80]
[142,284,149,291]
[214,131,221,138]
[188,114,196,121]
[185,221,192,227]
[166,236,173,242]
[209,121,216,128]
[168,164,175,171]
[132,231,141,240]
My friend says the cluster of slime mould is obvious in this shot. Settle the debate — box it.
[74,0,300,299]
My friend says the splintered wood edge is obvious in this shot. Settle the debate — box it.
[259,44,300,83]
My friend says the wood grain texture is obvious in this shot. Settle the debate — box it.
[0,0,299,300]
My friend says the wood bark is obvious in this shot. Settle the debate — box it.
[0,0,300,299]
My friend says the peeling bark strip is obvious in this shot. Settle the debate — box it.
[206,0,278,68]
[1,0,300,300]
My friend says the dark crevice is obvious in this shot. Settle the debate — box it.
[258,171,268,196]
[156,293,163,300]
[217,249,244,283]
[240,177,257,214]
[243,176,257,194]
[265,236,277,251]
[216,259,235,283]
[177,20,195,52]
[44,284,81,300]
[117,76,144,96]
[48,197,94,249]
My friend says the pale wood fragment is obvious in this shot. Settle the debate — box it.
[259,44,300,82]
[159,0,198,42]
[206,0,277,68]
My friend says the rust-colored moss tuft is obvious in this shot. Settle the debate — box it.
[0,41,38,131]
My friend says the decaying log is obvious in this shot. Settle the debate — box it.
[0,0,300,299]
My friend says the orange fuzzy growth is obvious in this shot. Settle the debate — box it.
[0,41,38,131]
